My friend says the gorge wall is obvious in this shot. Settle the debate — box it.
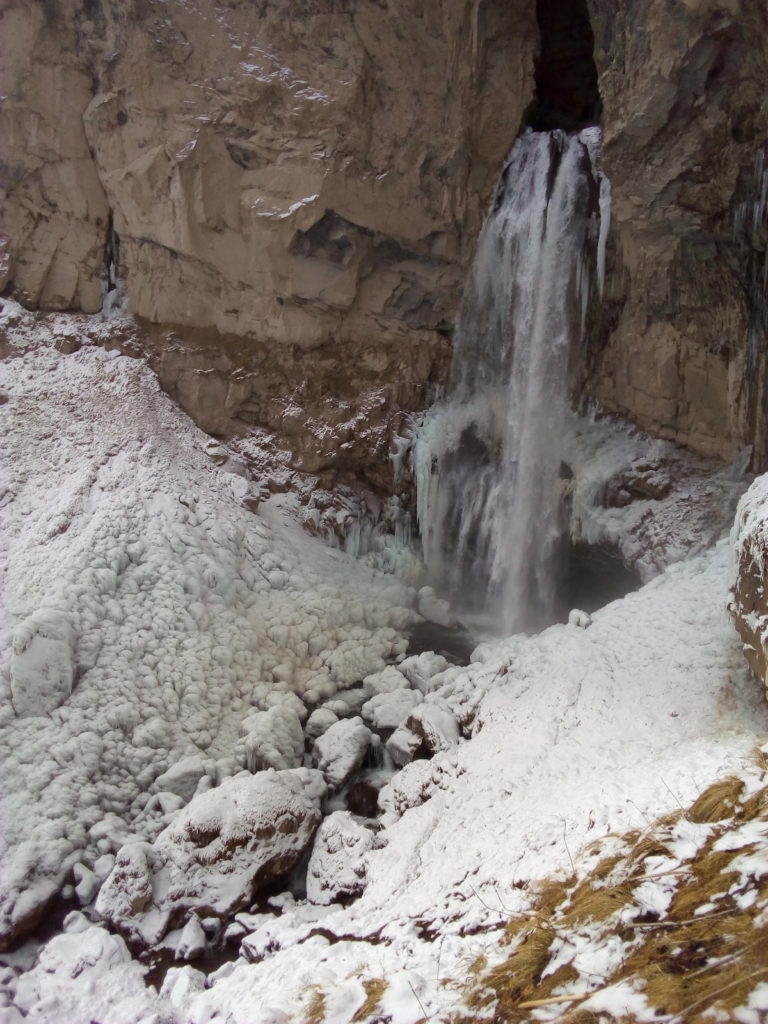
[586,0,768,465]
[0,0,537,489]
[3,0,768,477]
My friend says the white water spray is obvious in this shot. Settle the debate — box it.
[414,128,608,635]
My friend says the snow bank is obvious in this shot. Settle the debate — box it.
[0,302,414,947]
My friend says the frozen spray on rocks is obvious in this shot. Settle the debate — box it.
[414,128,610,635]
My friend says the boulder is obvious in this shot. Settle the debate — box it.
[398,651,452,694]
[361,689,421,732]
[361,665,409,699]
[386,702,460,766]
[306,811,377,906]
[312,718,372,789]
[95,769,325,950]
[153,756,208,804]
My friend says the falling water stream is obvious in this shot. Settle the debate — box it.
[415,128,609,636]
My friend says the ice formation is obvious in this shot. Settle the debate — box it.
[0,302,415,949]
[0,292,765,1023]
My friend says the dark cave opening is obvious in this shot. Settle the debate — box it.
[526,0,602,131]
[558,539,642,618]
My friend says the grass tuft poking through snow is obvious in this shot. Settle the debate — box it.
[451,754,768,1023]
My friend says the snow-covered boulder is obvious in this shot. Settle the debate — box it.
[320,687,368,718]
[239,706,305,772]
[95,768,325,950]
[153,756,208,804]
[386,724,423,767]
[13,913,161,1023]
[568,608,592,628]
[10,608,75,716]
[361,688,421,731]
[305,707,339,740]
[312,718,372,788]
[362,665,409,698]
[386,701,459,766]
[398,651,451,694]
[159,966,206,1012]
[409,702,460,753]
[306,811,377,905]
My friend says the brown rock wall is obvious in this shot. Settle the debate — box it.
[2,0,536,344]
[1,0,536,482]
[586,0,768,465]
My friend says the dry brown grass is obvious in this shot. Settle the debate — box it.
[305,987,326,1024]
[686,776,745,823]
[351,977,388,1022]
[458,773,768,1024]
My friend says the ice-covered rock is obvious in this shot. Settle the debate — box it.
[306,811,377,905]
[320,687,367,718]
[239,706,305,772]
[13,915,161,1023]
[175,914,207,961]
[10,608,75,717]
[568,608,593,628]
[408,702,460,754]
[362,665,409,698]
[398,652,451,694]
[361,688,421,731]
[159,965,206,1010]
[417,586,454,627]
[386,724,423,767]
[153,756,208,804]
[386,701,460,766]
[72,863,99,906]
[95,769,325,950]
[312,718,372,789]
[305,707,339,740]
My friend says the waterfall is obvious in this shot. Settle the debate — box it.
[414,128,607,635]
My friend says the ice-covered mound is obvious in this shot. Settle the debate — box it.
[95,768,326,950]
[0,303,415,948]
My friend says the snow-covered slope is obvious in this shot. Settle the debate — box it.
[0,303,413,950]
[2,303,767,1023]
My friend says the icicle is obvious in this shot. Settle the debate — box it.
[597,176,611,297]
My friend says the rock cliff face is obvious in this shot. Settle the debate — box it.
[586,0,768,466]
[4,0,768,478]
[1,0,537,484]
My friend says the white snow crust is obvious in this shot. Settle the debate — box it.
[0,303,413,947]
[3,302,768,1024]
